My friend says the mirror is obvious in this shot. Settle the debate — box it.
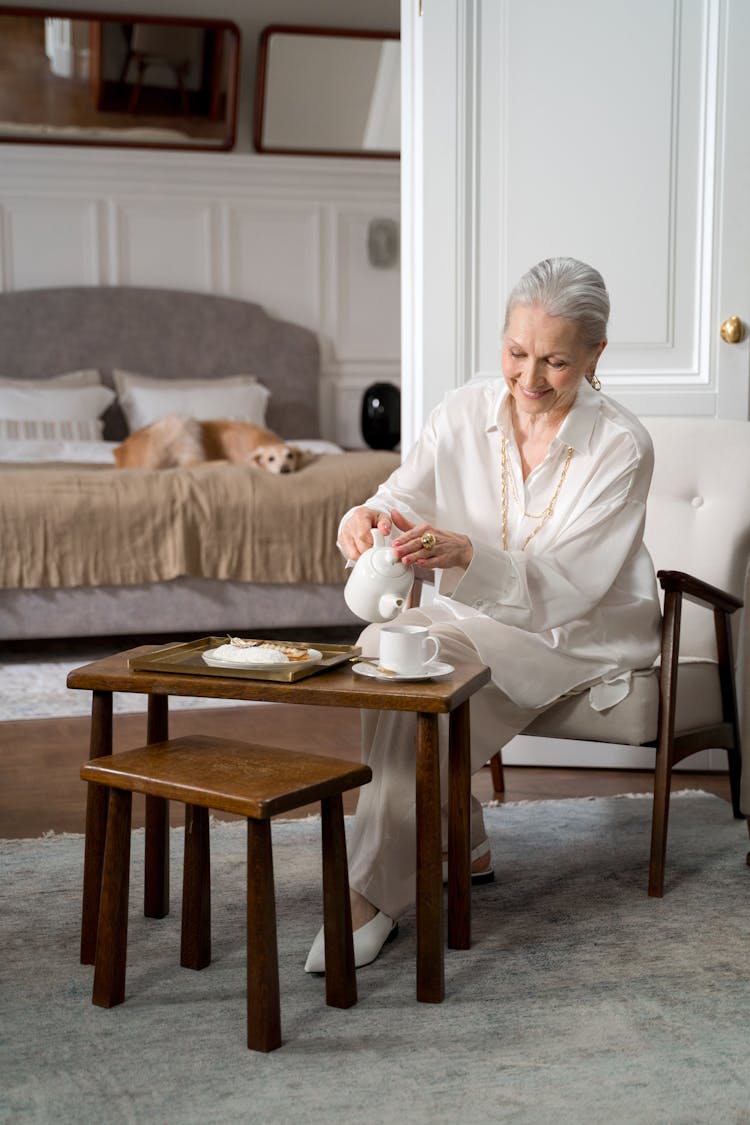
[255,25,399,158]
[0,6,240,150]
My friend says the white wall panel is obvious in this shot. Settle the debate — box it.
[113,199,216,291]
[502,2,676,344]
[492,0,707,385]
[227,205,321,333]
[326,375,369,450]
[334,209,401,361]
[1,197,100,290]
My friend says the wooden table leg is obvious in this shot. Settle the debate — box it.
[321,793,357,1010]
[448,700,471,950]
[246,818,281,1052]
[92,788,132,1008]
[415,711,444,1003]
[181,804,211,970]
[144,695,170,918]
[81,690,113,964]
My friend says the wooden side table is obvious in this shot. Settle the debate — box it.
[68,647,490,1003]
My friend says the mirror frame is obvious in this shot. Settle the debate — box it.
[254,24,400,159]
[0,5,241,151]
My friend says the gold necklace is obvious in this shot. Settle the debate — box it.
[500,436,574,551]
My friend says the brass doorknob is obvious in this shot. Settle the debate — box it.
[720,316,744,344]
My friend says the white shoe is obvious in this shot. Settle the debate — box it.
[304,911,398,973]
[441,839,494,885]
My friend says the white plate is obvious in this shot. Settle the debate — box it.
[202,647,323,672]
[351,660,455,683]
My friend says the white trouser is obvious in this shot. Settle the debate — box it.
[347,610,551,920]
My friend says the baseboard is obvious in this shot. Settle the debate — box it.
[500,735,728,773]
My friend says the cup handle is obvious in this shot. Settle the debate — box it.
[424,636,440,665]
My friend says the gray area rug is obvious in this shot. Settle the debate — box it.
[0,647,258,720]
[2,795,749,1124]
[0,632,359,720]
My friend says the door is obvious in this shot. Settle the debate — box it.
[401,0,750,447]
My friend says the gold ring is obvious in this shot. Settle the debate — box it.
[420,532,437,552]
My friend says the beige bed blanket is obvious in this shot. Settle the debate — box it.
[0,451,400,590]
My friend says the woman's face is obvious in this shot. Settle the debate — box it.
[502,303,606,421]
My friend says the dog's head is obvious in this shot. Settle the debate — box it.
[248,443,308,475]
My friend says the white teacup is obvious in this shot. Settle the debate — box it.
[379,624,440,675]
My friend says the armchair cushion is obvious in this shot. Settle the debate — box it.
[525,661,723,747]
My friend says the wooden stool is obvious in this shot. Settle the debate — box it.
[80,735,371,1052]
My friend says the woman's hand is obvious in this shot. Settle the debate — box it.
[390,510,473,572]
[339,506,393,561]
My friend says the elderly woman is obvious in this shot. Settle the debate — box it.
[306,257,662,972]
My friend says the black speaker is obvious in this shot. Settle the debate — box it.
[361,382,400,450]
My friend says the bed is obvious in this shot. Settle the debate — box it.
[0,286,399,641]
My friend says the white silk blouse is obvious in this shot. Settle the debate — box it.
[344,378,662,710]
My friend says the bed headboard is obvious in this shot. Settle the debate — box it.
[0,287,321,440]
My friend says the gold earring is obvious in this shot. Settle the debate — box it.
[588,373,602,391]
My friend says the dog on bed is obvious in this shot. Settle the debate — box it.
[113,415,310,474]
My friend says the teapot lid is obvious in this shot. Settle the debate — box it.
[371,546,408,577]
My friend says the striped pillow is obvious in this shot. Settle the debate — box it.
[0,418,104,441]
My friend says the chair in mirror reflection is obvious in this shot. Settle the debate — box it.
[120,24,202,117]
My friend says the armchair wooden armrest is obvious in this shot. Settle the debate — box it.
[412,568,744,614]
[405,571,433,609]
[657,570,744,613]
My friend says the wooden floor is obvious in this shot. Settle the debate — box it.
[0,702,733,839]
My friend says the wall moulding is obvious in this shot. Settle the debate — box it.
[0,145,400,197]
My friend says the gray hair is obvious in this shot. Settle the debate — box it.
[504,257,610,350]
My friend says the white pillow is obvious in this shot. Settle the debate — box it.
[0,418,104,441]
[112,370,270,431]
[113,370,259,394]
[0,369,101,389]
[0,384,115,422]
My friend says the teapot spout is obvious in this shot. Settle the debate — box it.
[377,593,405,621]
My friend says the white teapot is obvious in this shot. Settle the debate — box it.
[344,528,414,623]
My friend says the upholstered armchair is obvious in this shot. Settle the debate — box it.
[412,416,749,896]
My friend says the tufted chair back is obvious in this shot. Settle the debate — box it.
[643,417,750,668]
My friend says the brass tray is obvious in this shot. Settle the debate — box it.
[128,637,361,683]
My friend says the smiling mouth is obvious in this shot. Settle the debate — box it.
[517,384,550,399]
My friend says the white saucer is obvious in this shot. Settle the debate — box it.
[352,660,455,683]
[202,647,322,672]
